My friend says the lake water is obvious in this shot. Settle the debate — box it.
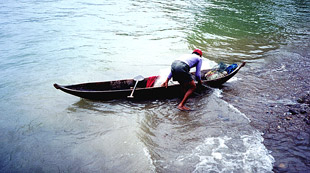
[0,0,309,172]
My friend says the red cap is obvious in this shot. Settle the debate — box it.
[193,49,202,57]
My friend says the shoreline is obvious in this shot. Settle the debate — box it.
[222,46,310,172]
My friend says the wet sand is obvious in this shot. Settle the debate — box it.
[222,45,310,172]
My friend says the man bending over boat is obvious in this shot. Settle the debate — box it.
[161,49,203,111]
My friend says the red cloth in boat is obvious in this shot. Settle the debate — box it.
[146,76,159,88]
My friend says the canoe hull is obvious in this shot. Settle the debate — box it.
[54,83,183,100]
[54,62,245,100]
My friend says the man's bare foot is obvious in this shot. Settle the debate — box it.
[177,105,191,111]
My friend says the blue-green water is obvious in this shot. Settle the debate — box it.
[0,0,309,172]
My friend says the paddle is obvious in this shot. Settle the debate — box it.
[127,75,144,98]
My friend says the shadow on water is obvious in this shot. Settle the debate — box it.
[66,84,216,115]
[67,99,133,114]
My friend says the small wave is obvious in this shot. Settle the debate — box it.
[227,103,251,122]
[143,147,156,172]
[190,133,274,172]
[227,76,242,83]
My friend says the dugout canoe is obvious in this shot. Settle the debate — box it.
[54,62,245,100]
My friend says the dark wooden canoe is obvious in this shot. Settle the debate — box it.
[54,62,245,100]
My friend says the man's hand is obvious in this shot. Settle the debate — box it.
[196,80,204,92]
[161,78,169,88]
[197,80,202,86]
[161,81,168,88]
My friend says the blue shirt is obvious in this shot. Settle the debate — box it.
[168,54,202,81]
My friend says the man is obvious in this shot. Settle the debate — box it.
[161,49,203,111]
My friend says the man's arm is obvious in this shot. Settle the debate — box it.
[161,78,169,88]
[195,58,203,85]
[161,72,172,88]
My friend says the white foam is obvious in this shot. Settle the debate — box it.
[143,147,156,172]
[212,152,223,160]
[190,134,274,173]
[226,76,241,83]
[175,89,274,172]
[228,103,251,122]
[213,88,223,98]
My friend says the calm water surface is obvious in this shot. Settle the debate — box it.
[0,0,309,172]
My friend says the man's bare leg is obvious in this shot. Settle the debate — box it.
[178,80,196,110]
